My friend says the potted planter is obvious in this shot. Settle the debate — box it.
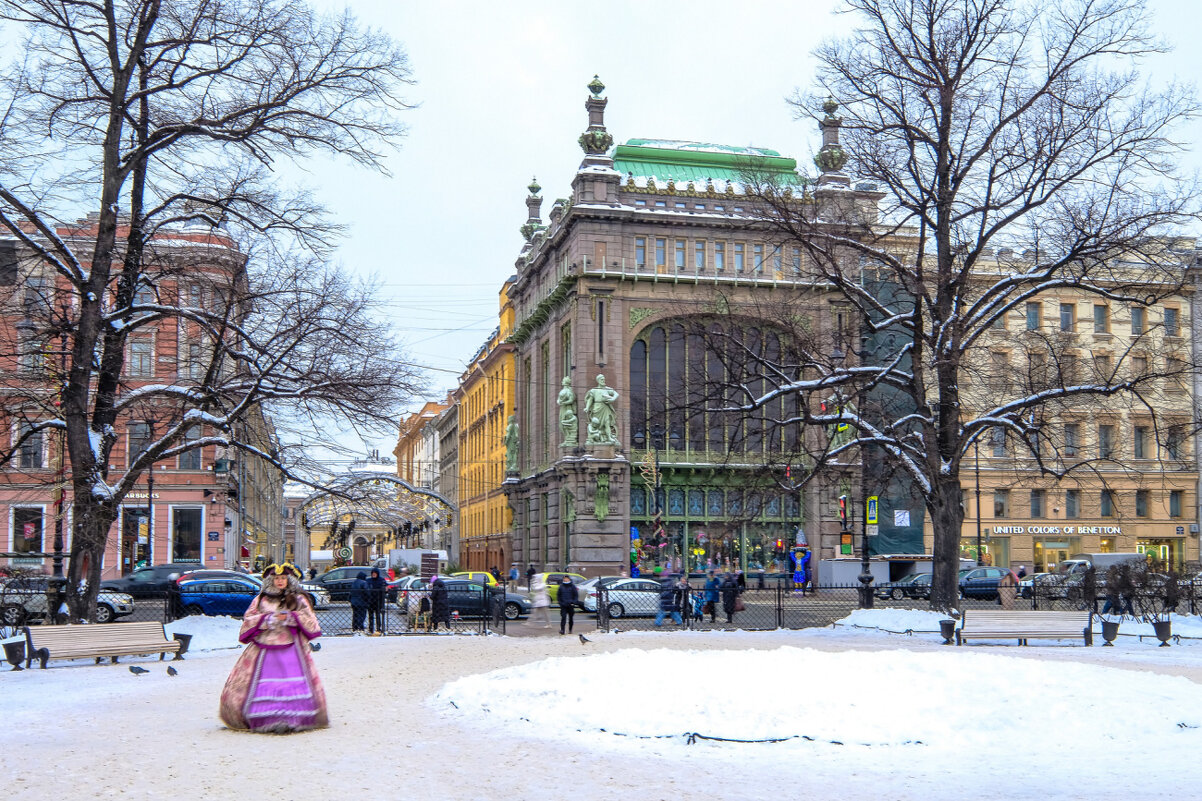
[1153,620,1173,647]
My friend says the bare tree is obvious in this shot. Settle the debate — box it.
[716,0,1199,609]
[0,0,419,620]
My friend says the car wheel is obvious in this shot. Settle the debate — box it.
[1,605,25,626]
[607,602,625,619]
[889,588,901,600]
[504,602,522,620]
[94,604,115,624]
[185,604,205,616]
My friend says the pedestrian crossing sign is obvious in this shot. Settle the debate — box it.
[866,496,878,525]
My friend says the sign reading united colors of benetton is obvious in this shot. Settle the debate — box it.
[990,525,1125,535]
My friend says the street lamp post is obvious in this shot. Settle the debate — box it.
[50,324,68,623]
[832,341,874,609]
[974,439,984,566]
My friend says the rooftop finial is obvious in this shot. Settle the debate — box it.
[814,95,848,179]
[528,176,541,196]
[588,75,605,97]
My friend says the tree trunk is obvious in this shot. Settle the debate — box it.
[928,474,965,612]
[65,495,117,623]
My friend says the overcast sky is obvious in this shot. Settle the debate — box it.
[300,0,1202,460]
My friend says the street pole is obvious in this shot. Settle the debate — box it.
[975,439,983,566]
[147,462,154,565]
[49,327,67,623]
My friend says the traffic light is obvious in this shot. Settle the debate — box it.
[838,495,849,531]
[775,538,784,551]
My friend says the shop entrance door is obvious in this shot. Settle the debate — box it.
[1041,547,1070,574]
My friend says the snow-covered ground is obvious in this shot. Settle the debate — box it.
[3,609,1200,800]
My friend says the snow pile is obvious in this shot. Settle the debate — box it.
[166,615,242,652]
[434,644,1202,757]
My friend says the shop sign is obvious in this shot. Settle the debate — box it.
[991,525,1123,535]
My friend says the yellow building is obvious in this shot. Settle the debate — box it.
[455,278,516,571]
[933,243,1200,572]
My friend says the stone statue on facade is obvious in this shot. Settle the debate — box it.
[504,414,519,474]
[557,376,578,447]
[584,374,619,445]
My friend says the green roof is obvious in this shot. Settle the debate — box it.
[613,139,804,185]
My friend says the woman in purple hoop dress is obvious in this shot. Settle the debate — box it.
[219,563,328,733]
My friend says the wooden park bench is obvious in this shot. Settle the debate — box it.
[23,621,192,669]
[956,609,1093,647]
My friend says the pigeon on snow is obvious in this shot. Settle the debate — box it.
[128,665,149,675]
[578,634,591,644]
[310,642,321,652]
[166,666,178,676]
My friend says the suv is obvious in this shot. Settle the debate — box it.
[100,563,200,598]
[310,566,399,602]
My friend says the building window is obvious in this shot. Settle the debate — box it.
[990,427,1005,457]
[1030,489,1045,518]
[1135,490,1149,517]
[635,238,646,270]
[1026,302,1040,330]
[773,248,782,273]
[1170,490,1183,518]
[179,425,202,470]
[1131,306,1145,335]
[1164,307,1179,337]
[753,244,764,273]
[1064,423,1079,458]
[1093,304,1108,334]
[128,340,153,377]
[1093,353,1112,380]
[1100,489,1115,518]
[792,248,802,274]
[1166,356,1186,393]
[1098,424,1115,459]
[655,238,666,269]
[1065,489,1080,519]
[128,422,151,466]
[1059,303,1075,332]
[1134,425,1148,459]
[1167,425,1185,460]
[172,508,202,562]
[16,422,44,469]
[714,242,725,271]
[12,507,43,556]
[993,489,1010,518]
[734,243,745,272]
[675,240,686,270]
[694,240,706,271]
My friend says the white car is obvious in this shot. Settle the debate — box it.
[581,577,663,618]
[0,576,135,624]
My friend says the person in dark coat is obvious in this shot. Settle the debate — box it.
[526,564,536,589]
[655,573,683,626]
[308,566,317,581]
[557,575,580,634]
[720,573,739,624]
[349,571,369,633]
[430,577,451,630]
[703,571,721,623]
[366,568,387,635]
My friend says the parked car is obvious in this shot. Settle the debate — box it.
[309,566,400,602]
[175,569,331,608]
[532,572,588,604]
[178,576,262,617]
[958,567,1019,599]
[0,576,135,624]
[581,577,662,617]
[451,571,501,587]
[100,562,200,597]
[407,579,531,620]
[875,572,932,600]
[1018,572,1063,599]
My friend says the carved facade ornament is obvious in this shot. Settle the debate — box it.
[628,306,657,329]
[594,473,610,522]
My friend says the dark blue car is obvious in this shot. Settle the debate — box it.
[179,576,261,616]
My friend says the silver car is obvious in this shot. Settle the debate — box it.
[581,577,663,618]
[0,576,135,624]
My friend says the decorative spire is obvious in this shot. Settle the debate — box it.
[578,75,614,156]
[814,96,849,185]
[520,177,544,243]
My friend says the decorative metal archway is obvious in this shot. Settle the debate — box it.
[300,472,454,554]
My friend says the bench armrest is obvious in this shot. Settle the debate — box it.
[171,633,192,659]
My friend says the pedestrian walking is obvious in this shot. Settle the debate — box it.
[704,570,720,623]
[366,568,387,635]
[430,576,451,630]
[558,575,579,634]
[508,564,519,591]
[349,571,369,633]
[307,566,317,581]
[526,564,536,589]
[1016,565,1027,580]
[490,565,502,584]
[530,573,552,627]
[655,571,684,626]
[721,572,739,624]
